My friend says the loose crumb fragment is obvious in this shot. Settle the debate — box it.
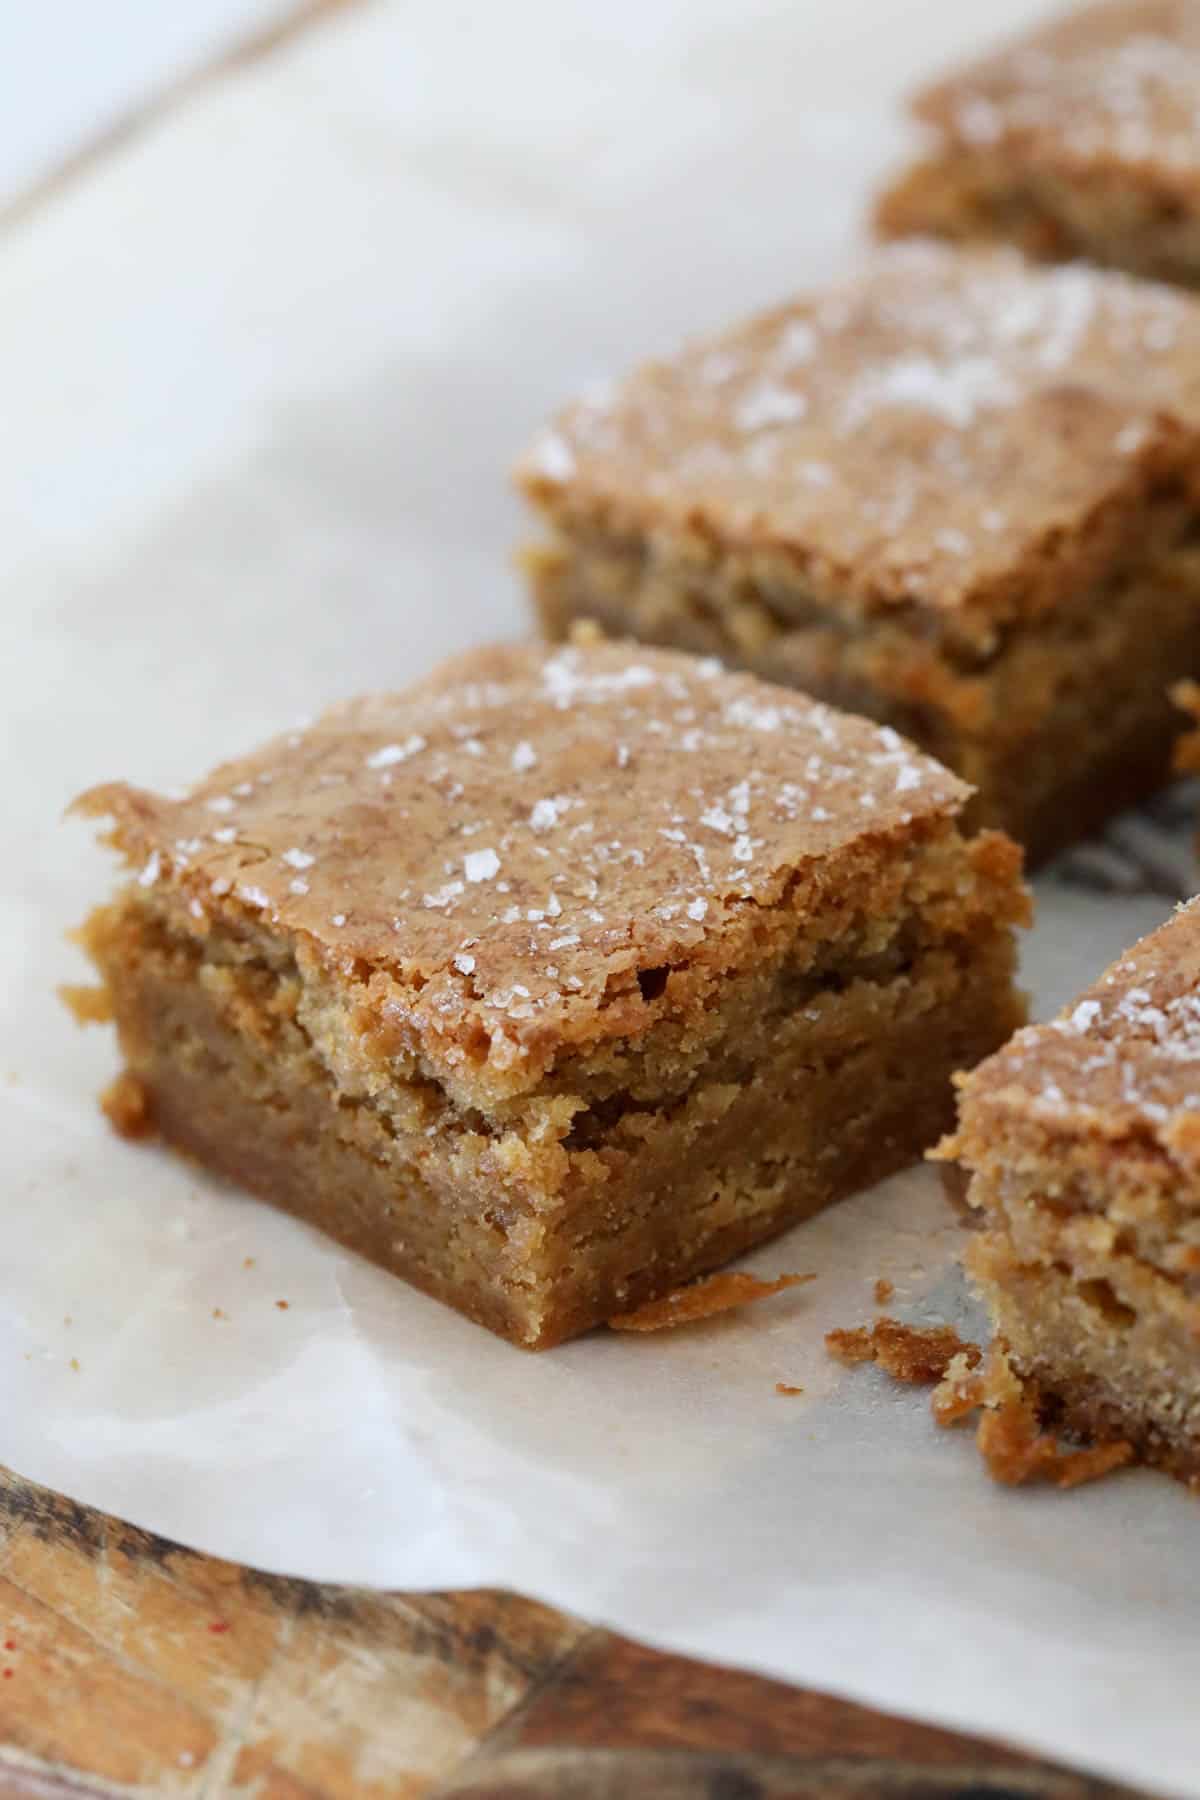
[775,1382,805,1396]
[275,1300,290,1311]
[243,1257,256,1269]
[940,1345,1133,1490]
[100,1070,154,1141]
[930,1350,987,1425]
[69,1358,80,1373]
[825,1316,981,1383]
[211,1308,228,1321]
[58,984,113,1025]
[609,1270,814,1332]
[836,1322,1132,1489]
[873,1277,894,1304]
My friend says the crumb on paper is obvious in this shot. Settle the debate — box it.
[100,1070,155,1141]
[58,983,113,1026]
[275,1300,290,1311]
[825,1316,981,1384]
[934,1345,1134,1490]
[873,1277,894,1304]
[69,1358,80,1373]
[775,1381,805,1396]
[833,1320,1130,1489]
[212,1308,228,1321]
[930,1351,986,1425]
[243,1257,256,1269]
[609,1270,815,1332]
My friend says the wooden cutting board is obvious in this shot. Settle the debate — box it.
[0,1467,1148,1799]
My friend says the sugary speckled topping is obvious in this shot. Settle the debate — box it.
[916,0,1200,182]
[517,242,1200,632]
[963,895,1200,1142]
[78,641,967,1063]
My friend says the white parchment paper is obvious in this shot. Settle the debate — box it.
[5,2,1200,1791]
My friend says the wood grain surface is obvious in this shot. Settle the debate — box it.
[0,1469,1151,1799]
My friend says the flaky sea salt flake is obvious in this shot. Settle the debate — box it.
[464,849,501,883]
[367,735,426,770]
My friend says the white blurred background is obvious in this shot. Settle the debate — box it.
[3,1,288,208]
[4,0,1051,214]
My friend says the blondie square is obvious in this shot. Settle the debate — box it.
[74,642,1027,1348]
[876,1,1200,288]
[946,898,1200,1479]
[516,243,1200,862]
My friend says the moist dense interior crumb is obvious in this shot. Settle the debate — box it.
[81,818,1023,1345]
[525,494,1200,853]
[97,821,1009,1156]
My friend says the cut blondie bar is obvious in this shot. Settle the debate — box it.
[945,897,1200,1479]
[74,641,1028,1348]
[516,244,1200,862]
[876,1,1200,288]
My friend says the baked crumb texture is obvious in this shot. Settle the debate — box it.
[876,1,1200,290]
[825,1316,980,1385]
[73,641,1027,1349]
[608,1269,812,1332]
[944,896,1200,1481]
[516,241,1200,863]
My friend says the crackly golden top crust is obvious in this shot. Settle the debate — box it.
[77,641,976,1090]
[516,243,1200,645]
[912,1,1200,194]
[956,896,1200,1163]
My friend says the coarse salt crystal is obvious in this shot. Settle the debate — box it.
[206,795,235,814]
[530,797,568,832]
[734,381,807,433]
[511,740,538,772]
[530,431,575,481]
[700,804,734,836]
[454,952,476,975]
[424,880,465,908]
[687,898,708,921]
[367,735,425,769]
[289,877,309,895]
[137,850,161,888]
[282,848,315,869]
[464,848,501,882]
